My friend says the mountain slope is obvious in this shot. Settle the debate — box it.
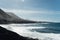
[0,9,37,24]
[0,9,11,20]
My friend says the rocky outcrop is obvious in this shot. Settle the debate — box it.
[6,12,37,23]
[0,9,37,24]
[0,26,38,40]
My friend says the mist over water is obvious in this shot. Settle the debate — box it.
[0,23,60,40]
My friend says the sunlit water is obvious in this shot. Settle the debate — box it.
[0,23,60,40]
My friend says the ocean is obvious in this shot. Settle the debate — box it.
[0,23,60,40]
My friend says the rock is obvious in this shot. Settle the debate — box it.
[0,26,38,40]
[0,9,37,24]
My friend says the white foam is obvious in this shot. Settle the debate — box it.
[0,24,60,40]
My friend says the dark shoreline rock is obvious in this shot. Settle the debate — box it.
[0,26,38,40]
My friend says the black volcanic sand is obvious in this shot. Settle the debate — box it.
[0,26,38,40]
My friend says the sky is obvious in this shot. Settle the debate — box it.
[0,0,60,22]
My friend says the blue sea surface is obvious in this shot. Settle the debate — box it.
[29,23,60,33]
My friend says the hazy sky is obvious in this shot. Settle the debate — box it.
[0,0,60,22]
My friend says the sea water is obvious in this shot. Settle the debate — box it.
[0,23,60,40]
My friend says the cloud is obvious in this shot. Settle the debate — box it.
[2,8,55,14]
[1,8,60,22]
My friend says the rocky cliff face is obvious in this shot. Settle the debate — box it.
[0,9,11,20]
[0,9,37,24]
[0,9,11,24]
[6,12,25,22]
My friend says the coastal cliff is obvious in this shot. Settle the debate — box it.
[0,9,37,24]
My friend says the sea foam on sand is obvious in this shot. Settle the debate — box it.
[0,24,60,40]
